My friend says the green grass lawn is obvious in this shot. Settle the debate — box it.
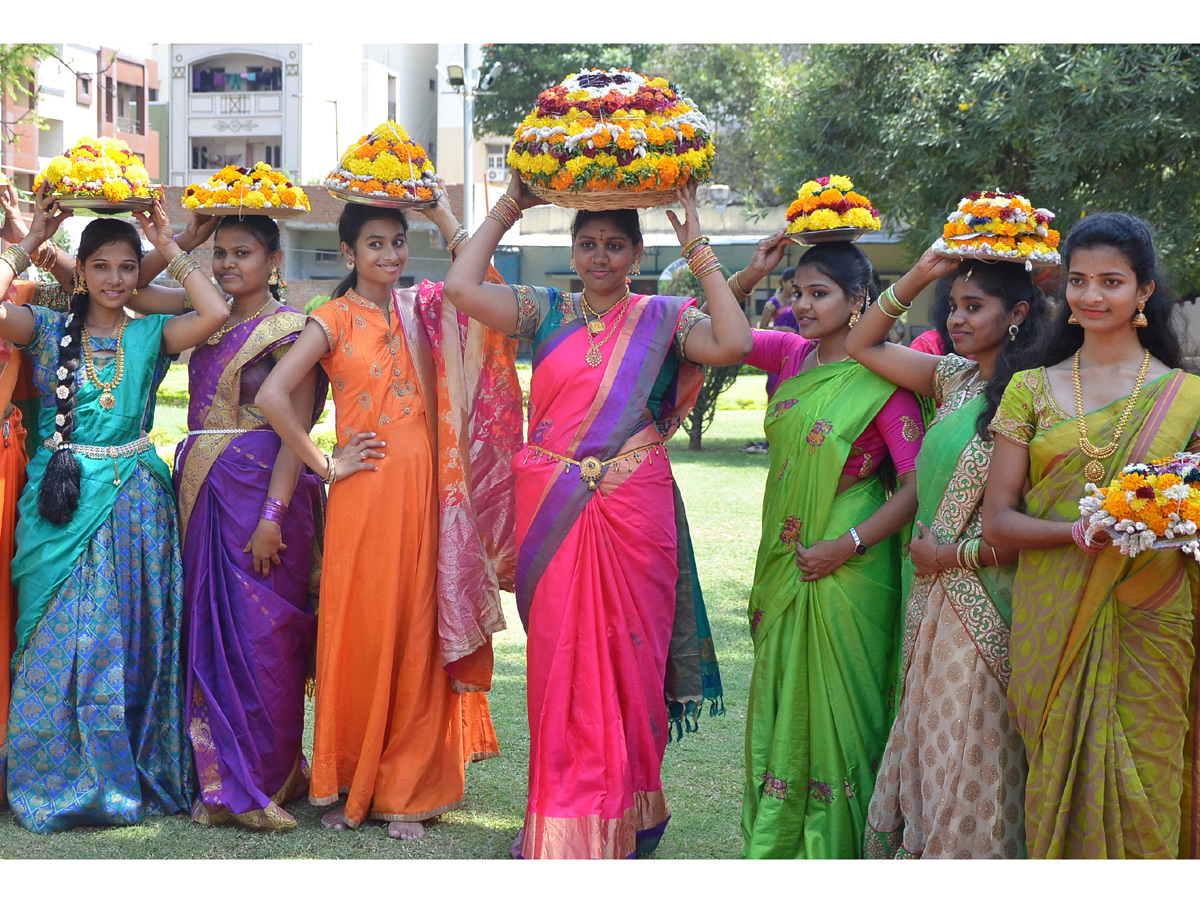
[0,371,772,859]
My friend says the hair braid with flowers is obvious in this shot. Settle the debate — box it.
[39,218,143,524]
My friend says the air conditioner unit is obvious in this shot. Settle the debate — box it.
[486,168,506,183]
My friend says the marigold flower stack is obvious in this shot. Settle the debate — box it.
[509,68,715,209]
[35,136,157,208]
[784,175,881,243]
[182,162,310,215]
[931,191,1060,269]
[1079,453,1200,560]
[324,121,438,206]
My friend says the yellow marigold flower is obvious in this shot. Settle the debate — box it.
[807,209,841,230]
[565,156,592,177]
[347,157,373,177]
[647,77,669,90]
[847,208,878,229]
[241,190,266,208]
[371,152,406,182]
[798,181,821,198]
[183,195,201,210]
[102,180,131,202]
[828,175,853,192]
[44,156,71,185]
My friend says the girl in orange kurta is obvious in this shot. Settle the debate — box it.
[256,197,509,839]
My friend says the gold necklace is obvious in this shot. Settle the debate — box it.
[207,298,275,345]
[81,318,128,410]
[814,343,848,366]
[1073,348,1151,483]
[580,288,631,367]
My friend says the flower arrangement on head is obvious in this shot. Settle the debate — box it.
[785,175,881,237]
[323,121,437,205]
[1078,453,1200,560]
[183,162,310,213]
[34,136,156,203]
[507,69,715,204]
[931,191,1060,268]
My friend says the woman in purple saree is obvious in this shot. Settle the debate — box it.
[173,217,325,830]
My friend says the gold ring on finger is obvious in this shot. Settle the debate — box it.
[360,450,367,462]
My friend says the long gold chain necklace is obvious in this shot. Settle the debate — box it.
[81,318,128,410]
[1074,347,1151,483]
[206,297,275,345]
[580,288,631,367]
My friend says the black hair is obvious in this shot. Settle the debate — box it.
[953,262,1053,440]
[40,218,143,524]
[570,209,643,246]
[1035,212,1187,371]
[332,203,408,301]
[780,265,796,285]
[794,242,879,316]
[214,216,284,300]
[931,272,954,356]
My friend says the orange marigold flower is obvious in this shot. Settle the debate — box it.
[591,130,611,148]
[363,179,384,194]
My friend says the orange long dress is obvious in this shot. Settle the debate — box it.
[308,289,498,826]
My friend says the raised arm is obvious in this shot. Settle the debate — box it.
[0,188,72,345]
[137,211,218,289]
[1,182,74,291]
[668,181,755,365]
[255,321,382,485]
[132,200,229,354]
[844,247,961,397]
[442,171,546,334]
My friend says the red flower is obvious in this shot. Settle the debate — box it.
[1136,485,1157,499]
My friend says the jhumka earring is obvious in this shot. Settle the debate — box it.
[631,260,641,277]
[848,309,861,329]
[1132,300,1148,328]
[73,272,87,295]
[346,259,355,270]
[1068,310,1079,325]
[269,266,281,286]
[569,257,576,273]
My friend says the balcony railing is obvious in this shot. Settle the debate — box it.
[188,91,283,118]
[117,115,141,134]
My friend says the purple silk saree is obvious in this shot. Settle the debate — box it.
[174,309,326,830]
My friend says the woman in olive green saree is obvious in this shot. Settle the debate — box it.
[984,212,1200,858]
[846,248,1049,859]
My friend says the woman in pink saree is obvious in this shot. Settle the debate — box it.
[445,176,779,858]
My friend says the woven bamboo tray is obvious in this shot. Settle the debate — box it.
[528,184,680,210]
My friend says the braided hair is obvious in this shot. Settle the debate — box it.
[40,218,143,524]
[214,216,284,301]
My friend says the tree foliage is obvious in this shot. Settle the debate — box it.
[0,43,56,143]
[759,44,1200,293]
[472,44,664,140]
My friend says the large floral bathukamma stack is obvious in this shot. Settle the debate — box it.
[183,162,310,216]
[508,68,715,209]
[1078,453,1200,560]
[931,190,1060,270]
[35,136,157,209]
[324,121,438,207]
[785,174,881,243]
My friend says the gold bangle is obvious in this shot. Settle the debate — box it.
[727,271,750,304]
[681,235,709,258]
[34,242,57,269]
[446,226,469,255]
[0,245,33,277]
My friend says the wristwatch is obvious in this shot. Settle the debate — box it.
[849,527,868,556]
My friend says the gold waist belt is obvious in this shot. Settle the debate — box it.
[525,442,666,490]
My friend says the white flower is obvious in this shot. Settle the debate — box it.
[54,413,65,426]
[1164,483,1191,502]
[56,366,69,380]
[60,335,71,348]
[55,385,69,399]
[52,431,63,445]
[64,313,74,327]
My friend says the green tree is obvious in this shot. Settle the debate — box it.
[473,44,664,139]
[653,44,800,205]
[759,44,1200,293]
[663,262,742,451]
[0,43,55,144]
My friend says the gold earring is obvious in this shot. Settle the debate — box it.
[73,272,87,294]
[1132,300,1148,328]
[269,266,280,286]
[1068,311,1079,325]
[631,260,641,277]
[848,309,861,328]
[569,257,576,273]
[346,259,355,270]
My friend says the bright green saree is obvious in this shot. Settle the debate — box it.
[741,359,903,859]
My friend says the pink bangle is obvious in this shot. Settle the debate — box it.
[260,497,288,525]
[1072,518,1104,554]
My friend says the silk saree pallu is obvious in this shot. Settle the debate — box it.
[7,310,193,833]
[865,356,1023,859]
[175,311,325,830]
[514,289,714,859]
[994,368,1200,858]
[742,361,903,859]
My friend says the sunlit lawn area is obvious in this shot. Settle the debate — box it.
[0,367,772,859]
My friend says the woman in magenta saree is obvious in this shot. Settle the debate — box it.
[445,177,774,858]
[173,218,326,831]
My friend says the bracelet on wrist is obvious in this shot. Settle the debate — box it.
[0,244,33,277]
[727,271,751,305]
[321,453,338,486]
[260,496,289,525]
[681,235,709,259]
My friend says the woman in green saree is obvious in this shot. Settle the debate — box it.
[983,212,1200,858]
[845,248,1050,858]
[729,242,923,858]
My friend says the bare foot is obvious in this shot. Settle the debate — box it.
[321,806,350,831]
[387,820,427,840]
